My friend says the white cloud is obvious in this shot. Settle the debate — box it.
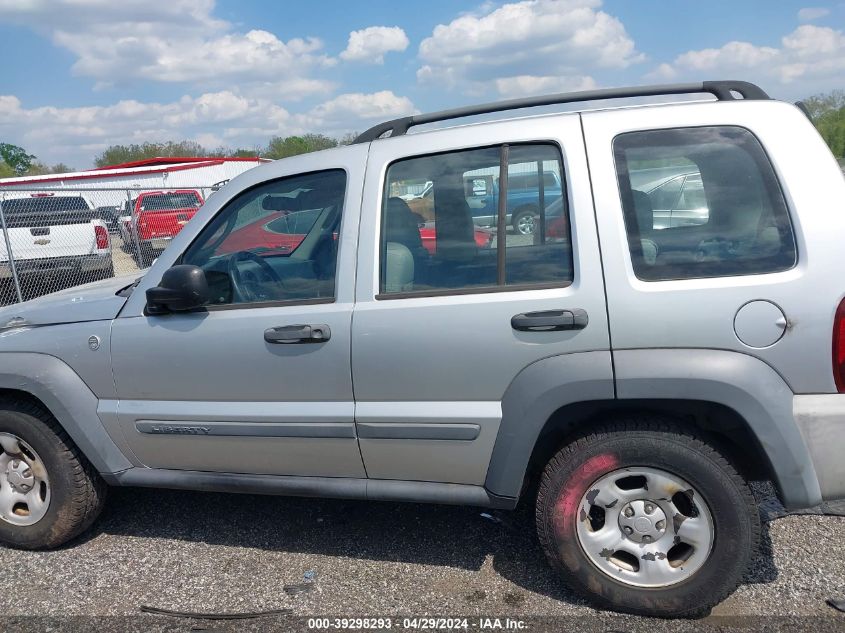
[650,24,845,97]
[673,41,780,71]
[494,75,597,98]
[798,7,830,22]
[0,0,335,93]
[340,26,409,64]
[0,90,416,167]
[296,91,417,132]
[417,0,643,96]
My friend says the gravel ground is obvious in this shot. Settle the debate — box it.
[0,485,842,631]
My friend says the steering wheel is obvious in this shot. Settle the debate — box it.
[227,250,285,303]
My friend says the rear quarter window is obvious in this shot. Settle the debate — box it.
[614,126,797,281]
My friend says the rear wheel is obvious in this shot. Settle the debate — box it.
[535,418,760,617]
[0,399,106,549]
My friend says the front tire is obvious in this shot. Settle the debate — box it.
[535,418,760,617]
[0,399,106,549]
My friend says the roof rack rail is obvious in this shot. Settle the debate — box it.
[353,80,769,144]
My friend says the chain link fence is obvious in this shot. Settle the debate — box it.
[0,186,218,305]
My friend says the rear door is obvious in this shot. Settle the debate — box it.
[352,114,611,485]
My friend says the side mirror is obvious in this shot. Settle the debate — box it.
[146,265,210,314]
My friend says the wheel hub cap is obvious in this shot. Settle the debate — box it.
[618,500,667,543]
[574,466,715,588]
[0,433,51,526]
[6,460,34,492]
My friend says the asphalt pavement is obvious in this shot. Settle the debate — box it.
[0,484,842,632]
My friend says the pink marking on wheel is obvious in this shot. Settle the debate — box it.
[553,453,618,536]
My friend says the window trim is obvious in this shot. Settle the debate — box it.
[612,124,798,283]
[173,168,348,311]
[375,141,573,300]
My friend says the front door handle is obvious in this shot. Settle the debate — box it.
[264,324,331,344]
[511,309,588,332]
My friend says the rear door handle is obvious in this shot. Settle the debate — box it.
[264,324,331,344]
[511,309,588,332]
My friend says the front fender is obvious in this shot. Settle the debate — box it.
[0,352,132,474]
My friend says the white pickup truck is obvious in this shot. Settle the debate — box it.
[0,193,113,296]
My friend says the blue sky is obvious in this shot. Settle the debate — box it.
[0,0,843,168]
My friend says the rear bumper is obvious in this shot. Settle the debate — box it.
[794,395,845,501]
[0,254,112,279]
[143,237,173,251]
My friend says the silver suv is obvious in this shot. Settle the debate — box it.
[0,81,842,618]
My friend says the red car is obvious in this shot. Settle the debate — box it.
[129,190,204,265]
[218,211,494,257]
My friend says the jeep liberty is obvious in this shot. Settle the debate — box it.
[0,81,842,617]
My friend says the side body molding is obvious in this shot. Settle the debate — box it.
[485,351,615,499]
[0,352,132,474]
[614,349,822,509]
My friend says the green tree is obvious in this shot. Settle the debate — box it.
[337,131,360,146]
[0,143,36,175]
[0,161,16,178]
[24,162,75,176]
[264,134,338,159]
[803,90,845,159]
[94,140,210,168]
[229,148,261,158]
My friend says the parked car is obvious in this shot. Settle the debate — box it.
[94,205,122,234]
[217,206,494,258]
[0,82,842,619]
[126,190,203,266]
[636,170,709,229]
[404,169,563,236]
[0,193,112,295]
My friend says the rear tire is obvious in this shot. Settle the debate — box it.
[535,417,760,617]
[0,399,106,549]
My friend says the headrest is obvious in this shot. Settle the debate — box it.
[384,242,414,293]
[632,190,653,233]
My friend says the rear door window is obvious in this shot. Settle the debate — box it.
[379,143,572,296]
[614,126,796,281]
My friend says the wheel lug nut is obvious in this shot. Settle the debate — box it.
[624,507,634,518]
[623,526,633,535]
[644,503,654,514]
[656,520,665,530]
[642,535,652,543]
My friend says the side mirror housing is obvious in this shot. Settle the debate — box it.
[146,265,210,314]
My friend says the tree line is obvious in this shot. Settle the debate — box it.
[0,132,359,177]
[2,89,844,177]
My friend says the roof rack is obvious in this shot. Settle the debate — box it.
[353,80,769,144]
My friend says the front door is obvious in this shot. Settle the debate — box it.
[110,147,368,477]
[352,114,611,485]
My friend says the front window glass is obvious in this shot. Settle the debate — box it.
[182,170,346,305]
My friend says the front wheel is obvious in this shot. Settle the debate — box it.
[535,419,760,617]
[0,399,106,549]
